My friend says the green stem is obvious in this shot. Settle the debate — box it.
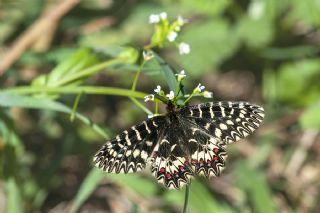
[182,184,190,213]
[3,86,147,99]
[155,101,159,114]
[131,60,146,91]
[70,92,83,122]
[129,97,152,115]
[129,58,152,114]
[173,79,182,104]
[181,93,194,107]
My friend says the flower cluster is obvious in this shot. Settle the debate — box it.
[148,12,190,55]
[144,70,213,106]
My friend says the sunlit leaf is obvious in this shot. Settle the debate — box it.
[176,19,239,76]
[300,102,320,129]
[32,49,99,88]
[277,60,320,106]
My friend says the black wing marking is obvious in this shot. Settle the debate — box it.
[150,125,194,189]
[180,120,228,177]
[179,101,265,144]
[93,116,166,173]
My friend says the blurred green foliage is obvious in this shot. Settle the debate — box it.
[1,0,320,212]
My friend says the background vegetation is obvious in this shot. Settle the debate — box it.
[1,0,320,212]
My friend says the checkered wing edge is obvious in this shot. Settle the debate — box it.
[93,116,166,173]
[179,101,265,144]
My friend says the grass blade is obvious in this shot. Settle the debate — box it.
[5,177,23,213]
[0,92,108,138]
[234,162,276,213]
[69,169,104,213]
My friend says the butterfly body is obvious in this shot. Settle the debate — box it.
[94,101,264,189]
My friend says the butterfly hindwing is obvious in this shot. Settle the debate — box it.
[179,101,265,144]
[179,119,228,178]
[93,116,166,173]
[150,125,194,189]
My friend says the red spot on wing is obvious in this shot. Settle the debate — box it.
[166,172,172,179]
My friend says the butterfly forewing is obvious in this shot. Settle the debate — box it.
[93,116,166,173]
[179,102,265,144]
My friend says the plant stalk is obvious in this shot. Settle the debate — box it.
[182,184,190,213]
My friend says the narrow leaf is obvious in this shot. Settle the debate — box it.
[153,53,178,92]
[234,162,276,213]
[69,169,104,213]
[300,102,320,129]
[6,177,23,213]
[0,92,108,139]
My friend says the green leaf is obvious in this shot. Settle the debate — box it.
[176,19,239,76]
[234,163,276,213]
[5,177,23,213]
[289,0,320,27]
[277,59,320,106]
[164,181,235,213]
[153,53,178,92]
[70,169,104,213]
[300,102,320,129]
[0,92,108,139]
[107,174,158,197]
[0,111,24,213]
[260,46,320,60]
[182,0,231,16]
[32,49,99,88]
[236,17,273,48]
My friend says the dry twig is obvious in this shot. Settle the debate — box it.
[0,0,80,75]
[285,129,319,177]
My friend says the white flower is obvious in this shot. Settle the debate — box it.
[148,114,154,118]
[175,70,186,80]
[195,83,205,93]
[167,31,178,42]
[144,94,154,102]
[160,12,167,20]
[179,42,190,55]
[149,14,160,24]
[175,16,187,31]
[166,91,175,100]
[249,1,265,20]
[143,51,154,61]
[177,16,186,25]
[154,85,161,94]
[203,91,213,98]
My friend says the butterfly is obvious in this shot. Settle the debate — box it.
[93,101,264,189]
